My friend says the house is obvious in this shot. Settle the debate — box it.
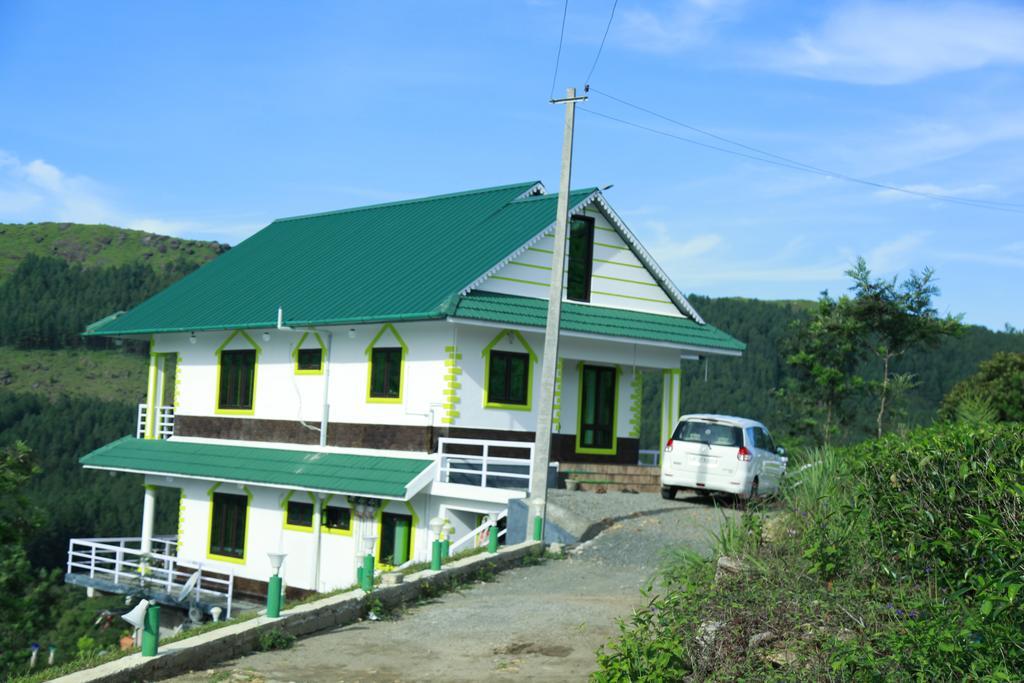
[65,181,743,615]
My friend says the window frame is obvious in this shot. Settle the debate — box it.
[321,503,353,536]
[293,332,326,376]
[485,349,531,408]
[566,214,595,302]
[207,489,249,563]
[216,348,257,413]
[214,330,261,416]
[283,492,315,533]
[368,346,404,402]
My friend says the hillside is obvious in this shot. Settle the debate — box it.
[0,221,227,282]
[0,347,147,403]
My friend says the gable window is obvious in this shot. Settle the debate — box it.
[566,215,595,302]
[218,349,256,411]
[322,505,352,534]
[369,347,403,400]
[487,350,530,406]
[285,500,314,530]
[209,492,248,560]
[296,348,322,372]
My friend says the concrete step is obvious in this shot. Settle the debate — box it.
[561,464,660,476]
[576,481,661,493]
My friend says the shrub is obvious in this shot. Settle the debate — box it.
[256,628,294,652]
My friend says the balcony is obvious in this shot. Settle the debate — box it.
[137,404,174,439]
[65,536,237,618]
[435,437,535,491]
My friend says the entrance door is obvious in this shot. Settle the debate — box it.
[378,511,412,567]
[579,364,617,452]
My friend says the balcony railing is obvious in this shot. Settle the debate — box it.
[65,536,235,618]
[436,437,533,492]
[137,404,174,439]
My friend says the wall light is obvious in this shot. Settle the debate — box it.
[189,332,197,344]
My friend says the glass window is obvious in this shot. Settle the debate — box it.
[370,347,402,399]
[675,421,744,447]
[579,364,616,449]
[297,348,322,372]
[323,505,351,532]
[209,492,247,559]
[286,500,313,528]
[763,430,777,453]
[218,349,256,410]
[567,215,594,302]
[487,350,529,405]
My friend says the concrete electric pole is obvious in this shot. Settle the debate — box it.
[529,86,588,541]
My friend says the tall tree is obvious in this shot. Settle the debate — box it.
[846,258,962,437]
[784,292,864,446]
[939,352,1024,424]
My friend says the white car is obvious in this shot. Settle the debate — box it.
[660,414,787,500]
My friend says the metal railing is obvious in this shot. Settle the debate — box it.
[638,449,661,467]
[436,438,533,492]
[136,404,174,439]
[449,510,509,554]
[66,536,234,618]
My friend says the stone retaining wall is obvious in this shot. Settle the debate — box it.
[54,542,544,683]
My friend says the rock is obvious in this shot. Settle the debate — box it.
[696,620,723,648]
[0,370,12,385]
[748,631,778,650]
[380,572,404,587]
[548,543,564,555]
[156,243,167,253]
[761,513,797,543]
[764,647,799,667]
[141,235,154,245]
[715,555,747,581]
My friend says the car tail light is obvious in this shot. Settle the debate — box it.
[665,438,674,453]
[737,446,752,462]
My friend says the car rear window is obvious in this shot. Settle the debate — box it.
[674,421,743,447]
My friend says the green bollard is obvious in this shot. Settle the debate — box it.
[360,553,375,592]
[141,604,160,657]
[431,539,442,570]
[533,515,543,542]
[266,574,282,618]
[487,525,499,553]
[357,565,364,586]
[441,538,450,558]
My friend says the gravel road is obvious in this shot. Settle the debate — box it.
[171,492,739,683]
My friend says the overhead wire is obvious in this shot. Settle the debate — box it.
[549,0,570,100]
[580,95,1024,214]
[584,0,619,88]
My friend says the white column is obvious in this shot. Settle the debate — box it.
[659,370,674,465]
[140,485,156,554]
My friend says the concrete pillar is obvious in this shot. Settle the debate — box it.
[140,485,157,554]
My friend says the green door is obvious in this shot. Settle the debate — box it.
[579,364,617,452]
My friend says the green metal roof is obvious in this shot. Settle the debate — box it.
[86,182,598,336]
[80,436,433,499]
[452,291,746,354]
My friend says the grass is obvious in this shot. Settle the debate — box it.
[0,345,148,403]
[0,222,223,282]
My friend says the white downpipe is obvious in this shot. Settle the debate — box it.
[320,331,333,447]
[140,486,156,555]
[312,493,323,592]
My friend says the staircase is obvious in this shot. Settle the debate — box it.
[561,464,661,493]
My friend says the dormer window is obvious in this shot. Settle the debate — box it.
[567,215,594,302]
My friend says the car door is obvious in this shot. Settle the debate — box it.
[757,427,783,491]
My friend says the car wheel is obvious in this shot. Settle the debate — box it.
[661,486,677,500]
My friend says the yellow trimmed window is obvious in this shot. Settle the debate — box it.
[209,492,247,559]
[369,347,402,400]
[322,505,352,535]
[285,499,314,531]
[296,348,322,373]
[218,349,256,411]
[487,350,529,406]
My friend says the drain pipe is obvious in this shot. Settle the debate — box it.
[277,307,333,447]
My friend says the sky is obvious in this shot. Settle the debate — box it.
[1,1,1022,329]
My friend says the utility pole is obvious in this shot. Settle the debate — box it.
[530,86,587,541]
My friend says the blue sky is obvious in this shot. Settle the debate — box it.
[1,1,1021,329]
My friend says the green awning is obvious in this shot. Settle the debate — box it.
[80,436,434,500]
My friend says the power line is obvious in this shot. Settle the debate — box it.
[578,106,1024,215]
[549,0,570,101]
[584,0,618,87]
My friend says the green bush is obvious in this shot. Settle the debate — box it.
[256,628,295,652]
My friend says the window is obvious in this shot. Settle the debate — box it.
[209,492,247,560]
[487,350,529,406]
[676,421,743,447]
[579,364,617,451]
[566,215,594,302]
[285,500,313,529]
[218,349,256,411]
[322,505,352,533]
[369,347,402,400]
[296,348,322,372]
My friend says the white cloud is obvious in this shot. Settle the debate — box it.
[616,0,745,54]
[867,232,929,272]
[0,150,254,243]
[766,2,1024,85]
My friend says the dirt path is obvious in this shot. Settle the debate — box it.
[171,493,738,682]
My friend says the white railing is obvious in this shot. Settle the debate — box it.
[66,536,234,618]
[449,509,508,554]
[436,438,533,492]
[137,404,174,439]
[638,449,660,467]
